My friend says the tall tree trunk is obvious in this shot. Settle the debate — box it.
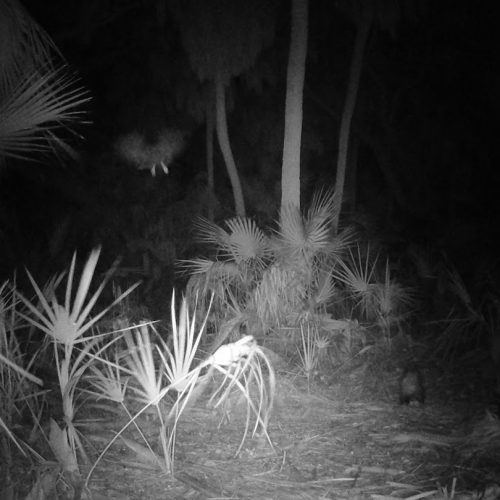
[281,0,308,213]
[346,132,359,212]
[332,2,373,234]
[206,83,215,221]
[214,73,246,217]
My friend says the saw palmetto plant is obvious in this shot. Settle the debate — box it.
[0,280,43,458]
[1,247,276,492]
[332,243,380,320]
[297,321,321,387]
[86,293,275,482]
[17,248,138,486]
[0,279,54,498]
[183,189,354,335]
[332,243,414,339]
[373,258,416,337]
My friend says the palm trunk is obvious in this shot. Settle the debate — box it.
[281,0,308,214]
[214,74,246,217]
[332,2,373,234]
[206,83,216,221]
[346,132,359,212]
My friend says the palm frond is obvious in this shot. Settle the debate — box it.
[0,0,60,96]
[192,217,229,248]
[275,203,307,259]
[158,293,210,392]
[123,326,164,405]
[325,226,357,261]
[297,322,319,381]
[306,188,338,229]
[447,266,474,312]
[253,264,306,324]
[333,243,380,319]
[334,243,379,292]
[193,216,269,266]
[311,268,336,308]
[225,217,269,265]
[0,67,90,162]
[183,260,240,292]
[373,260,416,333]
[19,248,140,345]
[304,189,338,251]
[277,190,338,262]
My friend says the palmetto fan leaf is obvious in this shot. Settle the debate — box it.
[194,216,269,266]
[325,226,357,261]
[0,67,90,161]
[225,217,269,265]
[0,0,60,96]
[306,189,338,228]
[193,217,230,247]
[333,244,381,319]
[334,244,379,291]
[275,204,304,258]
[182,258,240,282]
[182,259,241,310]
[379,259,416,315]
[19,248,139,345]
[1,0,90,164]
[311,268,336,308]
[304,189,338,251]
[277,189,338,261]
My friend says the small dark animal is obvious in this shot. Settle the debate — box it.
[399,364,425,405]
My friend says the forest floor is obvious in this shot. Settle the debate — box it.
[82,362,500,500]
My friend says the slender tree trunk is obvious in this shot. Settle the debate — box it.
[346,132,359,212]
[332,2,373,234]
[305,85,410,214]
[281,0,308,213]
[206,83,215,221]
[214,74,246,217]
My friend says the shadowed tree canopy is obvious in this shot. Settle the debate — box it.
[170,0,278,85]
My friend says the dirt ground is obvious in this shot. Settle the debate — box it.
[82,366,500,500]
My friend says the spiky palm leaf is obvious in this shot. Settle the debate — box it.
[225,217,269,266]
[306,189,339,232]
[0,0,60,95]
[158,292,210,392]
[310,267,336,309]
[333,243,380,319]
[183,259,241,309]
[324,226,357,262]
[0,0,89,164]
[192,217,230,248]
[123,326,164,405]
[193,216,269,266]
[378,259,415,315]
[276,189,338,262]
[19,248,139,345]
[252,264,307,325]
[373,259,415,335]
[182,258,239,279]
[1,279,42,454]
[0,67,90,162]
